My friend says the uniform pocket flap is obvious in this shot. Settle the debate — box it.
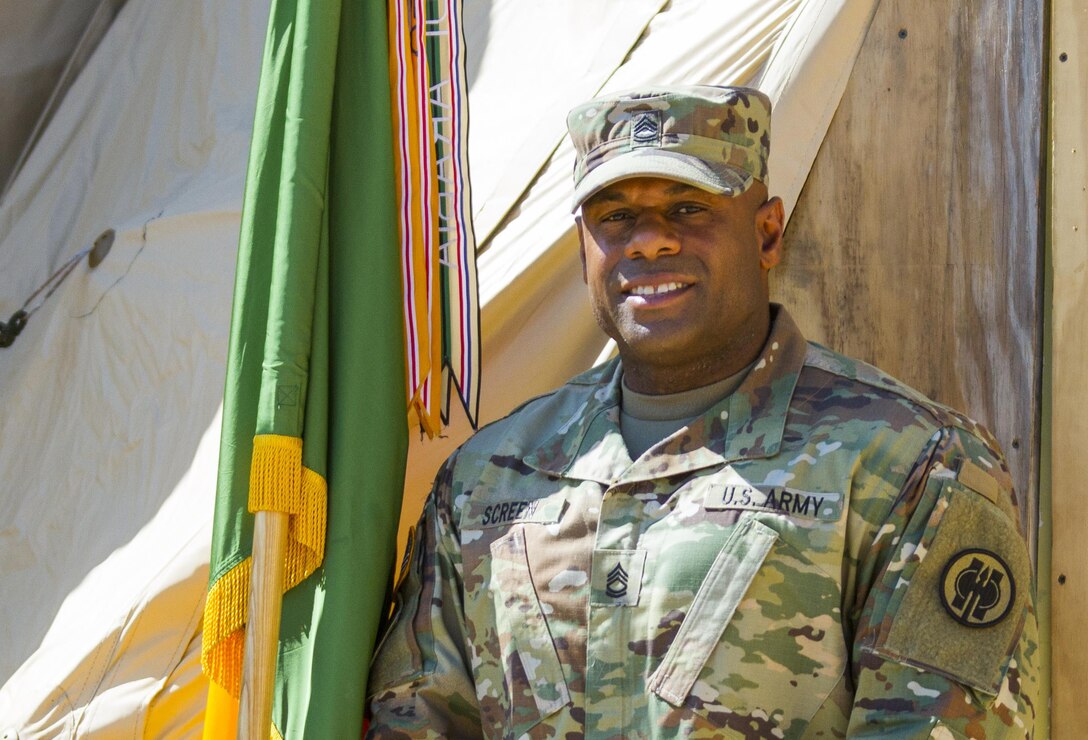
[489,528,571,731]
[648,517,779,706]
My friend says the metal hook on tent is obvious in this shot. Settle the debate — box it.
[88,229,114,268]
[0,310,28,348]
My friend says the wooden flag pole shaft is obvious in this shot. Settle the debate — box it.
[238,510,290,740]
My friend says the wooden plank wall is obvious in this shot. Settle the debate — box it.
[1047,0,1087,732]
[777,1,1043,552]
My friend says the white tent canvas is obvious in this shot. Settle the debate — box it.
[0,0,876,734]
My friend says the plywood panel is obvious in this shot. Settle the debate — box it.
[777,0,1043,548]
[1046,0,1088,733]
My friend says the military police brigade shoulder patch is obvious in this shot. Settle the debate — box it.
[940,548,1015,628]
[874,477,1030,695]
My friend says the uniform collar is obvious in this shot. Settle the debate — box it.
[522,305,807,485]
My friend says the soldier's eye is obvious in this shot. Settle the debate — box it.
[600,210,632,223]
[675,204,706,215]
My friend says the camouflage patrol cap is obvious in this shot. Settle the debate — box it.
[566,85,771,211]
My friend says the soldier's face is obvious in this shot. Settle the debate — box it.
[577,176,783,392]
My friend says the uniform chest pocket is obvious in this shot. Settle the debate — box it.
[488,527,570,737]
[648,517,778,704]
[648,515,846,736]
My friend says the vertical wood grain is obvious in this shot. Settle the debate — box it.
[1046,0,1087,732]
[777,0,1043,548]
[238,510,289,740]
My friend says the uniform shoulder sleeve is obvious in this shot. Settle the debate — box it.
[365,454,482,738]
[849,426,1040,737]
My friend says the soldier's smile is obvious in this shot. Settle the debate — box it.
[620,274,695,308]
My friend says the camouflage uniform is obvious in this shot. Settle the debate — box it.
[366,307,1038,739]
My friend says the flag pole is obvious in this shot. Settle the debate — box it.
[238,509,290,739]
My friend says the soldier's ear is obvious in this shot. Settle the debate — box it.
[756,196,784,271]
[576,215,588,283]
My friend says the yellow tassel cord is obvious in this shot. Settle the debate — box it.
[200,434,327,697]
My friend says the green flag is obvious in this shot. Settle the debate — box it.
[202,0,406,735]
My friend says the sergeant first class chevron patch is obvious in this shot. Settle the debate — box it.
[874,470,1029,695]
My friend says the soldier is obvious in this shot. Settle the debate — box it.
[366,85,1038,738]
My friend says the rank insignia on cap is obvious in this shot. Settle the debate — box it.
[940,548,1015,628]
[630,111,661,147]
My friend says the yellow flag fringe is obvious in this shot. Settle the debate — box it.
[200,434,327,696]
